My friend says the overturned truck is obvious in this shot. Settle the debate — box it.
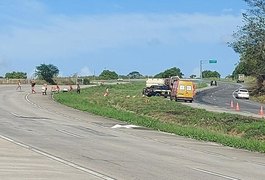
[142,78,171,98]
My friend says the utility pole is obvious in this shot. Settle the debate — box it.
[200,59,217,79]
[200,60,203,80]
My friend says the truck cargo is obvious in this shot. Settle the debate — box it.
[145,78,165,87]
[143,78,171,97]
[237,74,245,83]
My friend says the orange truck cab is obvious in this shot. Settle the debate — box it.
[170,80,195,102]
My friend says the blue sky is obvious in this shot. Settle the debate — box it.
[0,0,247,78]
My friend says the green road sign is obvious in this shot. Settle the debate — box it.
[209,59,217,63]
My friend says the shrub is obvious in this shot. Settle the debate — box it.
[83,78,90,85]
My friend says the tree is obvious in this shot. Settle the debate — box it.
[229,0,265,91]
[154,67,184,78]
[225,74,233,79]
[5,71,27,79]
[83,78,90,85]
[35,64,59,84]
[190,74,197,79]
[127,71,143,79]
[202,70,221,78]
[99,70,118,80]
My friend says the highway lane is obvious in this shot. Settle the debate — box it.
[1,85,265,179]
[195,82,265,117]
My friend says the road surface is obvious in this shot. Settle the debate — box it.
[0,84,265,179]
[194,82,265,118]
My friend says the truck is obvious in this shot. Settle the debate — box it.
[143,78,171,98]
[237,74,245,83]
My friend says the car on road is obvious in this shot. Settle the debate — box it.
[234,88,249,99]
[210,80,217,86]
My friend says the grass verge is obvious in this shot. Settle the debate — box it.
[54,82,265,153]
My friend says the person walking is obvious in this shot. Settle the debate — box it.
[42,83,48,95]
[16,80,22,91]
[77,83,81,94]
[56,84,60,93]
[31,80,36,94]
[69,85,73,91]
[44,83,47,95]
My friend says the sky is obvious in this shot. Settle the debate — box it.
[0,0,248,78]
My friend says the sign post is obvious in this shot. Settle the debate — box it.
[209,59,217,64]
[200,59,217,79]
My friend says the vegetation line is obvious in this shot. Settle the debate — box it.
[54,82,265,153]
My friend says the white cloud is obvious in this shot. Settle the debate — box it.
[79,66,92,76]
[0,55,7,68]
[0,0,243,79]
[0,12,242,61]
[27,69,36,79]
[222,8,234,13]
[0,0,48,27]
[191,67,201,78]
[113,4,124,10]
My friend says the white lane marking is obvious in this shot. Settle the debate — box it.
[57,129,82,138]
[25,93,41,108]
[192,168,240,180]
[10,112,21,117]
[28,93,84,122]
[111,124,140,129]
[232,90,237,100]
[0,134,115,180]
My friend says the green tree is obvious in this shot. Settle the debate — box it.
[127,71,143,79]
[5,71,27,79]
[154,67,184,78]
[231,61,252,79]
[202,70,221,78]
[35,64,59,84]
[190,74,197,79]
[229,0,265,89]
[83,78,90,85]
[99,70,118,80]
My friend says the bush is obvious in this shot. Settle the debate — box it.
[83,78,90,85]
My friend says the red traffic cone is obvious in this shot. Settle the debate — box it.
[230,100,234,108]
[235,102,240,111]
[259,106,264,116]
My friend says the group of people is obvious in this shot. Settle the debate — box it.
[17,80,81,94]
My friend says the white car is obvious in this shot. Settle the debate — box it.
[234,89,249,99]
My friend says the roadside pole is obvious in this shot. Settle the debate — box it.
[200,60,203,79]
[200,59,217,79]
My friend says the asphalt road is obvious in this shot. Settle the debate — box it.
[1,84,265,179]
[194,82,265,118]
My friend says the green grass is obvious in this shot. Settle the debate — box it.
[54,82,265,153]
[195,82,208,89]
